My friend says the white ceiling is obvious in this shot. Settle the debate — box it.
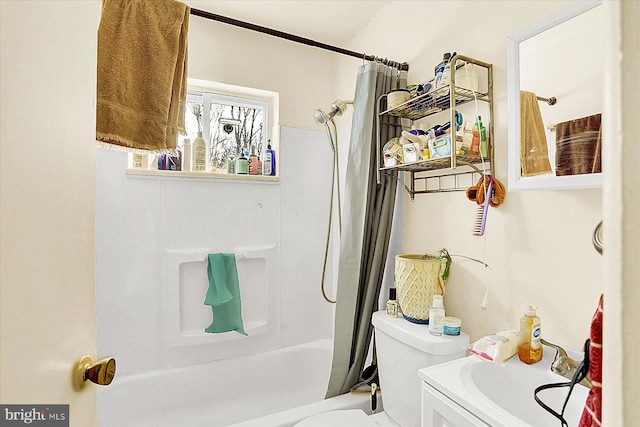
[185,1,392,46]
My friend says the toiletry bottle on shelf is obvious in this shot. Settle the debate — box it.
[248,145,259,175]
[429,295,445,336]
[236,149,248,175]
[455,128,464,153]
[469,120,481,158]
[461,122,473,155]
[182,139,192,172]
[167,152,181,171]
[157,154,167,170]
[518,304,543,364]
[131,153,149,169]
[263,140,276,176]
[227,152,236,174]
[193,132,207,171]
[419,134,431,160]
[477,116,487,158]
[439,60,452,88]
[434,52,451,74]
[434,52,451,87]
[386,288,398,317]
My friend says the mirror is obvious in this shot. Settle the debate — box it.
[507,1,603,191]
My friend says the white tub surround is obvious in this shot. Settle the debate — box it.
[96,126,335,375]
[99,340,336,427]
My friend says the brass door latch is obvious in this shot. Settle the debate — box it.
[72,355,116,391]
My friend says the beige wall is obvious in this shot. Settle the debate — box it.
[336,0,603,349]
[187,8,336,129]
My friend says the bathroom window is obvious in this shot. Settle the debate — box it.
[184,91,267,171]
[127,78,278,179]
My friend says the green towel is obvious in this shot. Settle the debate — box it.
[204,253,247,335]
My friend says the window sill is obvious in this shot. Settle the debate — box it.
[126,168,279,183]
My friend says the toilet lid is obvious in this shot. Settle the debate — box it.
[295,409,378,427]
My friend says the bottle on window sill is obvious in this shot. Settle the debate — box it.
[181,139,192,172]
[248,145,259,175]
[263,140,276,176]
[193,132,207,172]
[236,149,248,175]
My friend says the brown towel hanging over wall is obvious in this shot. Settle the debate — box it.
[520,91,552,177]
[96,0,190,153]
[555,114,602,176]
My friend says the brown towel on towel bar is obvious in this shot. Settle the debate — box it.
[520,91,552,177]
[555,114,602,176]
[96,0,190,153]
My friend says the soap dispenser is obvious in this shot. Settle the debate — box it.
[518,304,543,364]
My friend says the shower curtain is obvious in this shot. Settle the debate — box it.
[326,62,406,398]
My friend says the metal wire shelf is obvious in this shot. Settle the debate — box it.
[380,86,489,121]
[375,54,494,198]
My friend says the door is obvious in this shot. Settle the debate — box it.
[0,2,101,426]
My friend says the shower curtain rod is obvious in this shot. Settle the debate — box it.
[189,8,410,71]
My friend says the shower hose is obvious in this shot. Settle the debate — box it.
[321,119,341,304]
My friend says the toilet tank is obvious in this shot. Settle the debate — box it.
[371,310,469,427]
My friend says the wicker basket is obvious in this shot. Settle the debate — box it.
[394,251,451,323]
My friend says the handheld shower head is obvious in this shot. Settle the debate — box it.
[314,99,351,125]
[314,109,330,126]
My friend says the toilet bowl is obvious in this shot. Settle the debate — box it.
[296,310,470,427]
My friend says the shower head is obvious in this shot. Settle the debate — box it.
[314,99,351,125]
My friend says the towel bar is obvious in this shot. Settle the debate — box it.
[536,95,557,106]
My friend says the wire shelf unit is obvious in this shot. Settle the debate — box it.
[376,54,494,199]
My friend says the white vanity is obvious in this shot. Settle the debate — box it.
[419,348,588,427]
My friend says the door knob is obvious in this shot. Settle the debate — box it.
[72,355,116,391]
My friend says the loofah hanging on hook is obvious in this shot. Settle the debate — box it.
[466,174,506,207]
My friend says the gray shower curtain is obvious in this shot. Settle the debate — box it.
[326,62,407,397]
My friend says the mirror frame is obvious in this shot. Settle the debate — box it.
[507,0,602,191]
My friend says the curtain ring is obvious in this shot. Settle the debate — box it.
[363,52,367,67]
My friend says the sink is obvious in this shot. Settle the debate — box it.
[419,343,589,427]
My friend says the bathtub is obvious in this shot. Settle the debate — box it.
[98,339,369,427]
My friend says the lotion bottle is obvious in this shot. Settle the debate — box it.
[193,132,207,171]
[518,304,543,364]
[263,140,276,176]
[429,295,445,336]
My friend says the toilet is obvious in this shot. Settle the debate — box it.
[296,310,470,427]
